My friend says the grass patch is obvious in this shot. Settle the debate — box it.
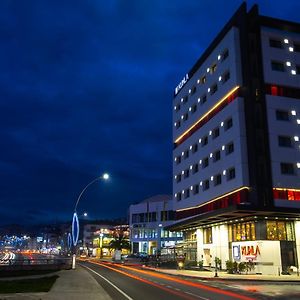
[0,275,58,293]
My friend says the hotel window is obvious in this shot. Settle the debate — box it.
[226,142,234,155]
[184,150,189,159]
[175,120,181,128]
[210,83,218,95]
[271,61,285,72]
[222,71,230,83]
[294,43,300,52]
[175,104,180,112]
[183,96,188,103]
[224,117,233,130]
[203,227,213,244]
[192,164,199,174]
[210,64,217,74]
[280,162,295,175]
[193,184,199,195]
[202,157,209,168]
[278,136,292,148]
[191,143,198,153]
[229,222,256,242]
[267,221,295,241]
[185,189,190,199]
[175,156,181,164]
[184,169,189,178]
[213,150,221,162]
[201,94,207,105]
[212,127,220,139]
[221,49,229,61]
[191,86,196,95]
[296,65,300,75]
[183,113,188,121]
[200,75,206,84]
[276,110,289,121]
[227,167,235,180]
[177,192,182,201]
[269,39,283,48]
[203,179,209,191]
[201,135,208,147]
[191,104,197,113]
[176,174,181,183]
[214,174,222,186]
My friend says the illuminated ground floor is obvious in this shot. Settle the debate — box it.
[170,216,300,275]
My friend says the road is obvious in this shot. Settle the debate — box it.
[80,260,257,300]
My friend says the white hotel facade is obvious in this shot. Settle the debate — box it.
[168,3,300,274]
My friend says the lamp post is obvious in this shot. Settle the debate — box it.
[71,173,109,269]
[99,233,104,258]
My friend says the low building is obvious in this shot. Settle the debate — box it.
[129,195,183,255]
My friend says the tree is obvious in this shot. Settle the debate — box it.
[109,235,131,251]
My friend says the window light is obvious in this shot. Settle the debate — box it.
[218,55,221,60]
[190,165,193,170]
[223,170,226,175]
[190,186,193,190]
[291,110,296,116]
[181,152,184,156]
[289,47,294,52]
[189,89,191,94]
[199,159,202,164]
[174,175,177,179]
[182,190,185,194]
[222,145,225,150]
[181,115,184,120]
[175,193,177,197]
[207,88,210,93]
[200,181,203,186]
[189,107,192,112]
[189,145,192,150]
[174,122,177,126]
[197,79,200,84]
[181,98,184,103]
[210,176,214,181]
[294,136,299,141]
[284,39,289,44]
[286,61,291,67]
[210,153,213,158]
[291,70,296,75]
[207,67,210,73]
[209,130,212,135]
[297,119,300,124]
[198,97,201,103]
[219,76,222,81]
[198,138,202,143]
[174,157,177,161]
[297,163,300,168]
[221,121,224,127]
[181,170,184,175]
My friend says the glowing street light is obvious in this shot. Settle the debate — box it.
[71,173,110,269]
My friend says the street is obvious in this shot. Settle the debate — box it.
[80,260,257,300]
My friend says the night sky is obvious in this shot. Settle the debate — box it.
[1,0,300,226]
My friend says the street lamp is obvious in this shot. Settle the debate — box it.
[71,173,109,269]
[99,233,104,258]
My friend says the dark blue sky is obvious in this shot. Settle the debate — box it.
[1,0,300,225]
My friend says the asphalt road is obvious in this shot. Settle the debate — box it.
[80,260,258,300]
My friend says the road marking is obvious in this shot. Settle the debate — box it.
[185,291,210,300]
[82,265,134,300]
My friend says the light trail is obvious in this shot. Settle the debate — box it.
[91,260,255,300]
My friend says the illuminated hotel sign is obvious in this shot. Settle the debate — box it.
[175,73,189,95]
[232,243,261,261]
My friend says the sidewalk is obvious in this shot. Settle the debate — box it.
[0,265,112,300]
[144,266,300,282]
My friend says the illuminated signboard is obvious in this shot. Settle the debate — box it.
[175,73,189,95]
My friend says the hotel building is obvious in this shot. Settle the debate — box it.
[169,3,300,274]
